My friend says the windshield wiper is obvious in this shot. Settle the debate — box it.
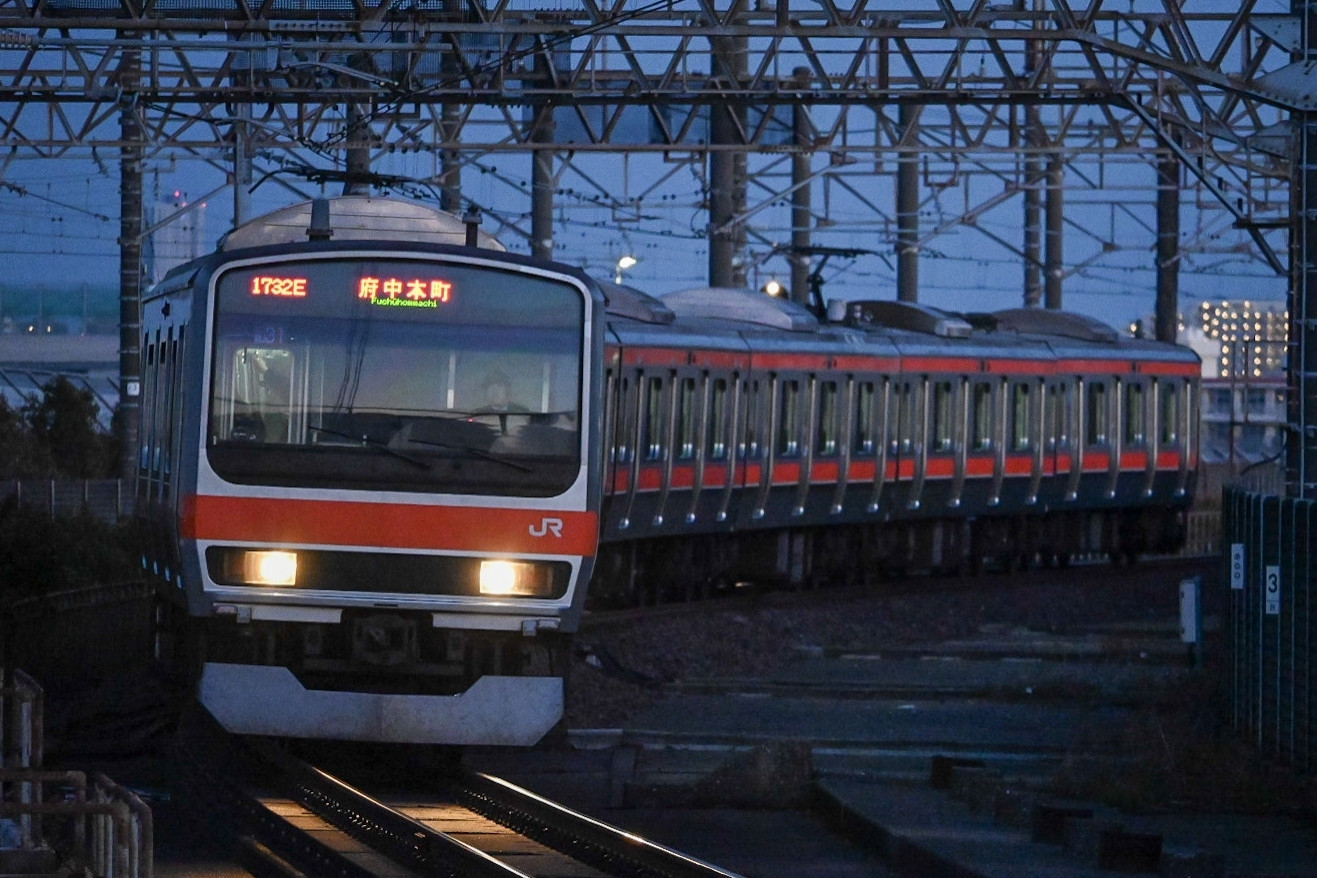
[308,425,431,469]
[407,437,535,473]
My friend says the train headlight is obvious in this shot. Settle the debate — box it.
[241,550,298,586]
[479,560,552,597]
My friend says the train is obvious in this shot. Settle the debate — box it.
[136,195,1199,746]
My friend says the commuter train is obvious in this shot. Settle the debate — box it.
[136,196,1198,746]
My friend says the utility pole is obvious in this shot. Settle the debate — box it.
[117,46,143,482]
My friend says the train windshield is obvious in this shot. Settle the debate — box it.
[205,256,586,497]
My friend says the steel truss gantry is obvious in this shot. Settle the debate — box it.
[0,0,1313,490]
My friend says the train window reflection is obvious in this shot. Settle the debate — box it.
[931,381,954,452]
[971,382,992,451]
[677,377,696,460]
[854,381,875,454]
[778,379,801,457]
[1159,381,1179,445]
[707,377,729,460]
[643,376,664,461]
[817,381,839,456]
[1011,383,1030,452]
[1125,382,1146,445]
[1086,381,1108,445]
[206,257,586,497]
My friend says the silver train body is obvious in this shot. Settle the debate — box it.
[138,197,605,746]
[138,196,1199,745]
[590,287,1199,603]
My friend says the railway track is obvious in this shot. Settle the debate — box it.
[177,713,743,878]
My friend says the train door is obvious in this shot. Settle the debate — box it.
[890,378,923,510]
[1053,377,1081,502]
[915,377,957,512]
[802,376,842,519]
[752,372,808,523]
[1009,378,1045,505]
[1082,376,1116,500]
[611,368,643,531]
[651,370,690,528]
[1155,376,1192,498]
[1124,377,1154,498]
[694,369,742,525]
[855,377,890,514]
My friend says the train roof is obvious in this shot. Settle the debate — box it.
[659,287,819,332]
[218,195,506,252]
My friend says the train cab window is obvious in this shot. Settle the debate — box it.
[676,377,696,460]
[854,381,876,454]
[1010,383,1031,452]
[707,377,729,460]
[931,380,954,452]
[1085,381,1108,445]
[1159,380,1179,445]
[970,382,993,451]
[643,376,665,461]
[206,257,587,497]
[817,381,839,456]
[1124,382,1146,445]
[778,379,801,456]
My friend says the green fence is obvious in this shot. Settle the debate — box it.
[1222,487,1316,773]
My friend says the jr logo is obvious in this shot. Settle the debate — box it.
[529,517,564,538]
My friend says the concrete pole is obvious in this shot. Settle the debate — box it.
[439,0,462,214]
[1287,0,1317,496]
[1044,155,1064,310]
[232,99,252,227]
[343,104,371,195]
[1023,106,1044,308]
[1155,148,1181,343]
[708,27,748,288]
[895,103,919,302]
[531,106,556,261]
[117,47,143,481]
[790,67,813,308]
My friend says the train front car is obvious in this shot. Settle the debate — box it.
[152,198,604,745]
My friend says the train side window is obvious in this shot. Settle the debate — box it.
[1010,383,1030,451]
[614,375,633,463]
[817,380,839,456]
[707,377,729,460]
[895,381,915,454]
[778,379,801,456]
[1047,383,1067,451]
[931,380,953,452]
[970,382,992,451]
[744,379,763,459]
[677,377,696,460]
[1159,380,1179,445]
[1125,381,1146,445]
[854,381,875,454]
[643,376,664,461]
[1086,381,1108,445]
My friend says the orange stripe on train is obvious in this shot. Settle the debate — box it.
[181,495,598,556]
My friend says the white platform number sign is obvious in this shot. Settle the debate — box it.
[1265,565,1281,616]
[1230,543,1245,590]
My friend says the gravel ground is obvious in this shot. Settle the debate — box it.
[563,557,1317,815]
[565,558,1205,729]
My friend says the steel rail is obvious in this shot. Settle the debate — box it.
[249,740,528,878]
[452,770,744,878]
